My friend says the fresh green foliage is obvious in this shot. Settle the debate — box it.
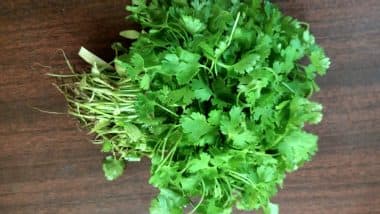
[55,0,330,213]
[103,156,126,181]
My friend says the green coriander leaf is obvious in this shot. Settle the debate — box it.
[101,140,113,153]
[310,48,330,75]
[161,54,179,76]
[150,188,187,214]
[257,165,276,183]
[181,15,206,35]
[140,74,150,90]
[131,53,145,71]
[114,58,132,77]
[208,110,223,126]
[192,79,213,101]
[181,112,213,141]
[187,153,211,173]
[149,165,178,188]
[230,106,244,124]
[289,97,323,126]
[135,94,156,122]
[215,40,228,58]
[180,176,200,192]
[199,199,233,214]
[265,203,279,214]
[303,30,315,44]
[232,131,257,148]
[124,123,144,142]
[233,53,260,74]
[161,49,201,85]
[277,131,318,171]
[158,86,194,106]
[176,50,201,85]
[102,156,125,181]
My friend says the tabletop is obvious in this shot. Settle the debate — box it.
[0,1,379,213]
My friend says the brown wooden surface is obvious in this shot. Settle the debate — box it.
[0,1,379,213]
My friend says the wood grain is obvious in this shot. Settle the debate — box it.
[0,1,379,213]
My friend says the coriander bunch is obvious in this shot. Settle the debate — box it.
[56,1,330,213]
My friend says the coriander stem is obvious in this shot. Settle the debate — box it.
[68,111,95,119]
[227,12,241,46]
[144,65,161,71]
[281,82,296,94]
[154,139,179,173]
[30,106,66,115]
[188,198,196,208]
[228,171,254,186]
[155,103,179,117]
[205,55,232,69]
[189,179,206,214]
[47,73,83,78]
[57,49,75,74]
[199,64,211,73]
[161,127,175,160]
[216,61,231,69]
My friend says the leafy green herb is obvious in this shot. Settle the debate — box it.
[103,156,125,181]
[54,0,330,213]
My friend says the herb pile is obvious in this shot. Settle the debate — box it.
[56,0,330,213]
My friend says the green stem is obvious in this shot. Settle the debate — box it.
[281,82,296,94]
[154,139,179,173]
[144,65,161,71]
[189,179,206,214]
[228,171,254,186]
[155,103,179,117]
[161,127,175,160]
[199,64,212,73]
[46,73,83,78]
[227,12,241,46]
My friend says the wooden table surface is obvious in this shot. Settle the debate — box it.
[1,1,379,213]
